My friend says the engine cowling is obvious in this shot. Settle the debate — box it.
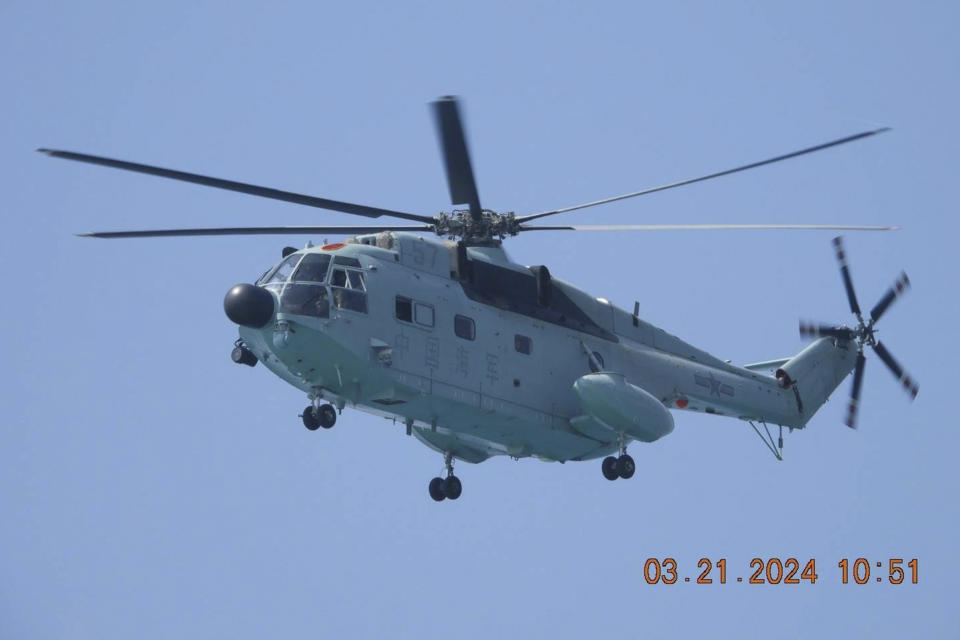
[573,373,674,443]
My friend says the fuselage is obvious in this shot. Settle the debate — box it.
[236,232,852,464]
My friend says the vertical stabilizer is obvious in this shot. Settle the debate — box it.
[775,338,858,426]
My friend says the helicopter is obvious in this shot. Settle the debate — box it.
[40,96,917,502]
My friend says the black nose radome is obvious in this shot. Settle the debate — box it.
[224,283,275,328]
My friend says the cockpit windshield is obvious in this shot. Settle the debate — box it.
[260,254,301,286]
[292,254,331,283]
[254,251,364,319]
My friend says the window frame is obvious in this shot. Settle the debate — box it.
[414,303,435,328]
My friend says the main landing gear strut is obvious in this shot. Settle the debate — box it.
[601,437,635,481]
[429,452,462,502]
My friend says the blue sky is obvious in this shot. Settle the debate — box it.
[2,2,957,637]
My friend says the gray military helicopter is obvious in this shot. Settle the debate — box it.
[41,97,917,502]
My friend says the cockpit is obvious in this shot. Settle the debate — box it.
[257,252,368,318]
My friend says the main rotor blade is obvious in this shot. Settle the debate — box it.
[38,149,436,224]
[872,341,919,399]
[519,224,897,232]
[431,97,482,221]
[76,225,434,238]
[517,127,890,223]
[869,272,911,324]
[845,352,867,429]
[832,236,862,317]
[799,321,856,341]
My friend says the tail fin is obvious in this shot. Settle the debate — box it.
[775,337,858,426]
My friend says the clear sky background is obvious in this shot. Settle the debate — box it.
[2,2,957,637]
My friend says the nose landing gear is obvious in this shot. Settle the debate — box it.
[429,452,463,502]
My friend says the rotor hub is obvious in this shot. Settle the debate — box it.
[433,209,519,244]
[856,318,877,349]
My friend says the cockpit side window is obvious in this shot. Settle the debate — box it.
[331,266,368,314]
[292,254,332,283]
[280,284,329,318]
[347,271,366,291]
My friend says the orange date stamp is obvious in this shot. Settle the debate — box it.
[642,557,918,585]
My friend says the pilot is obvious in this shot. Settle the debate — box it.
[315,288,329,317]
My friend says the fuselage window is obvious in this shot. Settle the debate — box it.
[454,314,475,340]
[515,334,532,355]
[414,303,435,328]
[396,296,413,322]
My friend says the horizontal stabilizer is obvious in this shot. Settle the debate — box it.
[743,358,790,372]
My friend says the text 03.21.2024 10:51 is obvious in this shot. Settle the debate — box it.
[642,558,919,585]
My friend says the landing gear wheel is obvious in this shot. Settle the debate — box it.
[429,477,446,502]
[616,454,635,479]
[601,456,619,481]
[442,475,462,500]
[317,403,337,429]
[301,406,320,431]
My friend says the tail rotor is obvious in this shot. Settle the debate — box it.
[800,236,918,428]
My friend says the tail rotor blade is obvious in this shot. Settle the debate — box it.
[872,341,919,399]
[832,236,862,317]
[431,96,482,221]
[845,352,867,428]
[869,272,911,324]
[799,321,855,340]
